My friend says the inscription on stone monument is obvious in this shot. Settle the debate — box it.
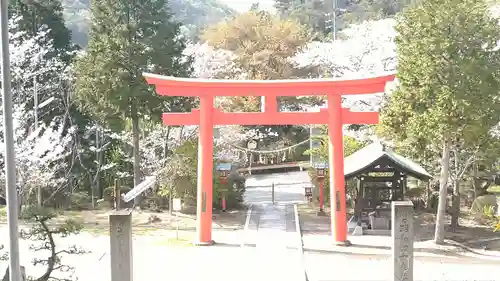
[391,201,414,281]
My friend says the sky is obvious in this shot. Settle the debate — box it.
[219,0,276,12]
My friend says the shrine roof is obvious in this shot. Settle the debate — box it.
[143,72,396,96]
[344,142,432,180]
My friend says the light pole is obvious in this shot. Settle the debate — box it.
[34,76,42,208]
[1,0,22,280]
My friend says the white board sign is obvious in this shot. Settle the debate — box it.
[173,198,182,211]
[122,176,156,203]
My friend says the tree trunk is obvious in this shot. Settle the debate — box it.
[450,181,460,231]
[472,163,477,200]
[131,101,142,207]
[426,181,432,209]
[434,136,451,244]
[450,151,460,231]
[169,186,173,216]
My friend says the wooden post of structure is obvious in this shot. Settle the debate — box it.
[272,183,275,204]
[391,201,414,281]
[110,209,133,281]
[114,179,121,210]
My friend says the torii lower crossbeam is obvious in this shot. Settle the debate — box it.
[144,73,395,246]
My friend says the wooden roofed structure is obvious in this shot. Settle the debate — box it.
[345,142,432,230]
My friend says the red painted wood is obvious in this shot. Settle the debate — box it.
[144,72,396,245]
[162,108,378,126]
[144,73,395,96]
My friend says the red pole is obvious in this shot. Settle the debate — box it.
[328,94,350,246]
[221,178,227,212]
[222,193,226,212]
[319,179,324,212]
[195,95,215,245]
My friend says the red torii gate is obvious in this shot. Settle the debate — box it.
[144,73,395,246]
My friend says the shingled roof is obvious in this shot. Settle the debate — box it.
[344,142,432,180]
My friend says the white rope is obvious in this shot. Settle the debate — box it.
[226,138,311,154]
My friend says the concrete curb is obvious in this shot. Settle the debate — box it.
[444,239,500,261]
[241,205,253,247]
[294,204,308,281]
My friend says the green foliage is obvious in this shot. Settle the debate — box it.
[275,0,417,38]
[379,0,500,241]
[482,205,495,218]
[203,10,312,81]
[304,126,367,161]
[62,0,236,47]
[306,132,367,207]
[68,191,92,210]
[381,0,500,146]
[74,0,193,129]
[487,185,500,194]
[157,138,243,209]
[9,0,77,61]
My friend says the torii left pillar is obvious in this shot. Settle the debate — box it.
[196,96,215,245]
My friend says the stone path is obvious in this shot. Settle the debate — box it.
[243,204,305,281]
[242,171,310,281]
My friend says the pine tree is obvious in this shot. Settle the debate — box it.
[74,0,193,205]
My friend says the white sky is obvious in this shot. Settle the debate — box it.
[219,0,276,12]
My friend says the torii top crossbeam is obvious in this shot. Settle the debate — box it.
[143,73,396,126]
[143,73,395,97]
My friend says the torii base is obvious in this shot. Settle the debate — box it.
[192,240,216,246]
[333,240,352,247]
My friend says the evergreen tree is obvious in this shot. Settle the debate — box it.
[9,0,76,62]
[74,0,193,205]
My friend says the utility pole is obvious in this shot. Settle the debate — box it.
[34,76,42,208]
[1,0,22,280]
[325,0,338,42]
[332,0,337,41]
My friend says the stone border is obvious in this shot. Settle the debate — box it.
[241,205,253,247]
[294,204,309,281]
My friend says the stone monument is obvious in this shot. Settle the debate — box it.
[391,201,414,281]
[110,209,133,281]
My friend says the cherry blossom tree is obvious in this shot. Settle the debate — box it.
[292,18,397,112]
[183,42,243,79]
[0,18,75,207]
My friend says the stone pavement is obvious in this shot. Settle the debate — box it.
[304,249,500,281]
[242,172,309,281]
[244,171,311,205]
[302,231,500,281]
[243,204,305,281]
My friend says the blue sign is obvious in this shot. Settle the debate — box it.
[216,163,232,171]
